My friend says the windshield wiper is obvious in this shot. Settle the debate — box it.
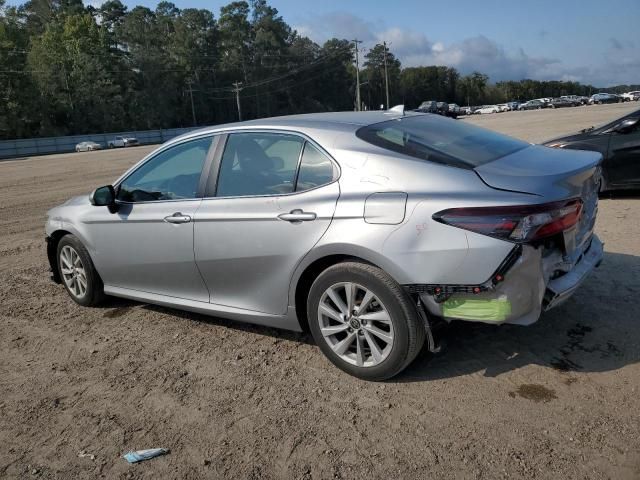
[580,126,595,133]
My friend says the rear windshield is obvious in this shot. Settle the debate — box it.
[356,114,528,169]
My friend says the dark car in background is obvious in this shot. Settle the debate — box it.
[561,95,589,105]
[545,109,640,191]
[447,103,461,118]
[416,100,438,114]
[416,101,449,116]
[548,97,577,108]
[435,101,450,116]
[589,93,620,105]
[518,100,546,110]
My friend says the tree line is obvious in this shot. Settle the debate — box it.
[0,0,637,140]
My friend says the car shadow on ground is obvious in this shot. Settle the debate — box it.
[599,190,640,200]
[397,250,640,382]
[138,303,315,345]
[97,251,639,382]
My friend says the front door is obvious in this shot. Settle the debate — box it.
[607,118,640,188]
[194,131,340,315]
[87,136,215,302]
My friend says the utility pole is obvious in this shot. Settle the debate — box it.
[232,81,243,121]
[352,39,362,111]
[383,41,390,110]
[186,79,197,126]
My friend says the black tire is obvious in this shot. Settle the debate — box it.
[56,234,106,307]
[307,262,425,381]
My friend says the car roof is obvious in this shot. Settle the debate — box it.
[172,111,420,142]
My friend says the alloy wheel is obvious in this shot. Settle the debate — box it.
[60,245,88,299]
[317,282,394,367]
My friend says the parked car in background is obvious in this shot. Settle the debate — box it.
[435,102,450,116]
[416,101,450,116]
[545,108,640,192]
[518,100,546,110]
[460,106,473,115]
[621,91,640,102]
[45,110,604,380]
[75,141,102,152]
[416,101,439,114]
[108,136,139,148]
[589,93,620,105]
[447,103,461,118]
[475,105,500,114]
[548,97,577,108]
[561,95,589,105]
[507,101,520,110]
[496,104,509,112]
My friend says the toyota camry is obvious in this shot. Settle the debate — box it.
[45,109,603,380]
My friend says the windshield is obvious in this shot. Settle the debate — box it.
[356,114,528,169]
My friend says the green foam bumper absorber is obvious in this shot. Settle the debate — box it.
[442,297,512,322]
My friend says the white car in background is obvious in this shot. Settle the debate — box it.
[497,104,509,112]
[107,136,139,148]
[621,91,640,102]
[75,141,102,152]
[475,105,500,114]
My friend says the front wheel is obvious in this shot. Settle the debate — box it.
[57,234,105,307]
[307,262,425,381]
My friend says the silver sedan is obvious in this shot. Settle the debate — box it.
[46,110,603,380]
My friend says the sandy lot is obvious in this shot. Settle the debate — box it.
[1,103,639,479]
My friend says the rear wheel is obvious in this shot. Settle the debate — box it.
[307,262,425,381]
[57,234,105,307]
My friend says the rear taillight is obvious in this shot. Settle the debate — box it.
[433,199,583,243]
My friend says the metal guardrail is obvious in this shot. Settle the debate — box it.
[0,127,199,160]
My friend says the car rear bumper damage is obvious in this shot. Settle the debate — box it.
[543,235,603,311]
[406,235,603,326]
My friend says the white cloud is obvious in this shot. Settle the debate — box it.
[293,12,379,43]
[295,12,640,86]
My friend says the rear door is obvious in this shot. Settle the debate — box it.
[194,131,340,315]
[606,119,640,188]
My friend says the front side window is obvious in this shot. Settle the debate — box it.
[216,132,304,197]
[117,136,212,202]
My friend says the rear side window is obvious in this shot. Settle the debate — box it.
[356,115,527,169]
[295,143,336,192]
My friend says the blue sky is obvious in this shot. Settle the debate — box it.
[81,0,640,85]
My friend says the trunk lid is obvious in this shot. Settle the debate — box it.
[475,144,602,265]
[473,144,602,198]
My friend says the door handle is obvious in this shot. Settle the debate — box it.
[278,209,317,222]
[164,212,192,224]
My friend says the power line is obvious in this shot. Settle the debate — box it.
[201,61,347,102]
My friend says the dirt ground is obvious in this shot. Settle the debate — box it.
[1,103,639,479]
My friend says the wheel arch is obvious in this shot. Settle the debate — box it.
[46,229,73,283]
[289,242,410,332]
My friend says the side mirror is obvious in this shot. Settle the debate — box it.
[615,117,638,134]
[90,185,118,212]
